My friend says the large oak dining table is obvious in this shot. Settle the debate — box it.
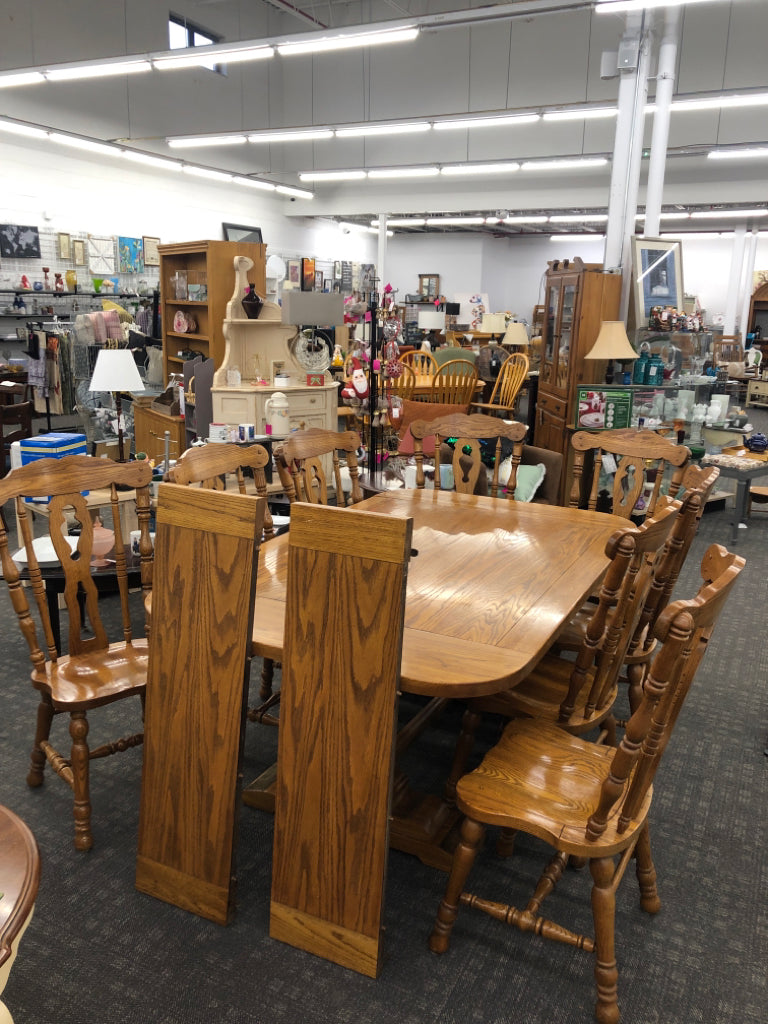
[244,487,626,868]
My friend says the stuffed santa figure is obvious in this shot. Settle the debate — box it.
[340,358,370,407]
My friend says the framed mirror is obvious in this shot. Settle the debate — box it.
[419,274,439,300]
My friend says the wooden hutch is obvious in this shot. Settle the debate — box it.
[535,258,622,501]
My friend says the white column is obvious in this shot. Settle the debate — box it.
[740,229,760,343]
[377,214,388,294]
[644,8,680,237]
[723,228,747,338]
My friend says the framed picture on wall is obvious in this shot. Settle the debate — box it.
[0,224,41,259]
[288,259,300,285]
[222,222,263,244]
[143,236,160,266]
[72,239,86,266]
[631,236,684,321]
[57,232,72,260]
[314,270,323,291]
[301,257,315,291]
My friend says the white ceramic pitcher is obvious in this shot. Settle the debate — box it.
[265,392,291,437]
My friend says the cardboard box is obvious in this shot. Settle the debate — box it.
[20,432,88,502]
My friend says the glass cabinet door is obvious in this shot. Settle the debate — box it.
[541,281,560,389]
[555,278,577,391]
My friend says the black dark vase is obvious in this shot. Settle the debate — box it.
[242,284,263,320]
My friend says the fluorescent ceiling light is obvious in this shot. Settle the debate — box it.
[521,157,608,171]
[232,176,277,191]
[45,60,151,81]
[434,113,540,131]
[367,166,439,179]
[425,217,487,226]
[484,217,500,225]
[371,218,426,227]
[154,46,273,70]
[299,169,366,181]
[596,0,721,13]
[549,213,609,223]
[122,150,183,171]
[440,162,520,176]
[708,147,768,160]
[636,211,691,220]
[0,71,45,88]
[278,26,418,57]
[49,133,123,156]
[335,123,430,138]
[0,119,48,139]
[249,129,334,143]
[276,184,313,198]
[182,166,233,182]
[167,135,247,148]
[690,209,768,219]
[543,107,617,122]
[503,215,548,224]
[672,92,768,113]
[340,222,392,236]
[550,234,605,242]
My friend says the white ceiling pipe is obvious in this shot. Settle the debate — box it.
[644,7,681,238]
[724,226,746,338]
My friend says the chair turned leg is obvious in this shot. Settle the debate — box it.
[429,816,485,954]
[634,823,661,914]
[69,710,93,852]
[496,828,517,858]
[259,658,275,702]
[444,707,482,803]
[590,856,620,1024]
[27,695,54,788]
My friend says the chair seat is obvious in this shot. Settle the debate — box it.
[476,651,618,733]
[33,639,148,709]
[455,719,652,857]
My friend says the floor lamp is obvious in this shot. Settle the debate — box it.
[89,348,144,462]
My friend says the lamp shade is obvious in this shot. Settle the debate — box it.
[89,348,145,392]
[501,321,530,347]
[481,313,507,333]
[418,310,445,330]
[585,321,637,361]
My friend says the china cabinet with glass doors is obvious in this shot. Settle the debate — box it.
[536,257,622,501]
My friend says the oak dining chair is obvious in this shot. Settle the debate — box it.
[429,543,744,1024]
[569,427,689,519]
[429,360,479,408]
[470,352,529,419]
[0,400,33,479]
[0,455,154,850]
[274,427,363,507]
[401,349,438,376]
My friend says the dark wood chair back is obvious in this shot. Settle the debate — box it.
[166,441,275,539]
[410,412,527,497]
[0,454,154,850]
[274,427,363,506]
[271,503,413,979]
[0,401,33,478]
[136,483,264,925]
[471,352,529,417]
[570,427,689,519]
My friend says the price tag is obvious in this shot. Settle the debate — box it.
[601,453,618,474]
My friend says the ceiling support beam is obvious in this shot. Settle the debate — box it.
[645,7,681,237]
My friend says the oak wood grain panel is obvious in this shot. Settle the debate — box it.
[136,484,264,924]
[252,491,624,697]
[270,504,412,976]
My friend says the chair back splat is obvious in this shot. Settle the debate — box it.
[471,352,529,418]
[271,503,413,978]
[429,360,479,408]
[0,454,154,850]
[430,542,744,1024]
[570,427,689,519]
[274,427,363,506]
[136,483,264,925]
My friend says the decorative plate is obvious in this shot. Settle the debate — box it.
[291,329,331,371]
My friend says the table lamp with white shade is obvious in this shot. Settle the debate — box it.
[89,348,145,462]
[501,321,530,350]
[584,321,637,385]
[418,310,445,350]
[480,313,507,341]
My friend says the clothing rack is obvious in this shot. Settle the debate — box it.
[26,318,75,430]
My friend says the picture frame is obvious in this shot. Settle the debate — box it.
[222,222,263,244]
[631,236,684,324]
[57,232,72,260]
[314,270,324,291]
[301,257,315,292]
[72,239,86,266]
[143,236,160,267]
[88,235,116,275]
[288,259,301,285]
[333,260,342,280]
[0,224,41,259]
[419,273,440,300]
[118,236,144,274]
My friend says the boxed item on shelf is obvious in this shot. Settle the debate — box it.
[20,432,88,502]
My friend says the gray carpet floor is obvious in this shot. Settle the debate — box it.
[0,459,766,1023]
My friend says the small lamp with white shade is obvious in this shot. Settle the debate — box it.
[418,309,445,350]
[89,348,145,462]
[584,321,637,385]
[501,321,530,350]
